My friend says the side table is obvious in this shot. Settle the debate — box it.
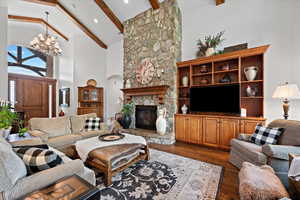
[20,175,100,200]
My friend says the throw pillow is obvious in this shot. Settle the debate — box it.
[250,124,284,145]
[13,147,63,175]
[84,117,101,131]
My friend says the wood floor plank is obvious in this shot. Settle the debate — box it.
[149,142,240,200]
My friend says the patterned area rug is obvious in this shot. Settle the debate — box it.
[96,149,223,200]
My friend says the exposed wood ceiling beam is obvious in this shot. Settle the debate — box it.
[23,0,57,6]
[216,0,225,6]
[94,0,123,33]
[22,0,108,49]
[149,0,160,10]
[8,15,69,41]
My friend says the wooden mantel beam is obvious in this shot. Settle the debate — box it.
[94,0,124,33]
[216,0,225,6]
[8,15,69,41]
[22,0,108,49]
[149,0,160,10]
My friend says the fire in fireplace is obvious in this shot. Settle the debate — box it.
[135,105,157,130]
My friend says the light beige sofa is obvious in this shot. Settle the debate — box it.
[28,113,108,150]
[0,136,96,200]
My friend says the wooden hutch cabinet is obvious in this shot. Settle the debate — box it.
[175,45,269,150]
[77,86,103,120]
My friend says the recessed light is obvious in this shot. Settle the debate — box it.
[124,0,129,4]
[93,18,98,23]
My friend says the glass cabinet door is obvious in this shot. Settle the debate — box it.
[91,89,98,101]
[83,90,90,101]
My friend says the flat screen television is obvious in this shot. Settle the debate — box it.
[190,84,240,114]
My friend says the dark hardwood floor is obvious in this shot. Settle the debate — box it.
[149,142,240,200]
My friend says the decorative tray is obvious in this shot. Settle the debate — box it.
[99,133,125,142]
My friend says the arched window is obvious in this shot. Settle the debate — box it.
[7,45,53,77]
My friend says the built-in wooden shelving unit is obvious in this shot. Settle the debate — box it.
[176,45,270,118]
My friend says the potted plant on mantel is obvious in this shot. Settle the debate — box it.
[0,104,18,138]
[121,102,134,129]
[196,31,225,57]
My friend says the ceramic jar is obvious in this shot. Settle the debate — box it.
[244,66,258,81]
[181,104,188,114]
[125,79,131,88]
[0,127,11,139]
[246,85,257,97]
[156,108,167,136]
[205,48,215,57]
[182,76,189,87]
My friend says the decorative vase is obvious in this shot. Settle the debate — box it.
[182,76,189,87]
[205,48,215,57]
[59,109,65,117]
[121,114,132,129]
[246,85,257,97]
[125,79,131,88]
[181,104,188,114]
[156,108,167,135]
[244,66,258,81]
[0,127,11,139]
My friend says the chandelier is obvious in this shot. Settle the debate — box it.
[30,12,62,56]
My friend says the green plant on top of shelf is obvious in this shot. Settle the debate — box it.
[196,31,225,57]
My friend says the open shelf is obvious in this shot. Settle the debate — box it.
[177,45,269,117]
[241,80,263,84]
[214,69,239,74]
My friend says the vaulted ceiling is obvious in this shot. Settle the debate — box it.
[5,0,224,49]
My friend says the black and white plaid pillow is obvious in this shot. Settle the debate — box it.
[250,124,284,145]
[84,117,101,131]
[13,147,63,175]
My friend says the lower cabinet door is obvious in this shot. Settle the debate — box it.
[188,116,203,144]
[175,116,190,142]
[219,119,239,150]
[241,120,262,134]
[203,117,219,147]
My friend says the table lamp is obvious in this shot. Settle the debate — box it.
[272,82,300,119]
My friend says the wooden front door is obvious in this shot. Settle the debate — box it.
[8,74,56,124]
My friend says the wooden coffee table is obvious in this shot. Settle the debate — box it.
[21,175,100,200]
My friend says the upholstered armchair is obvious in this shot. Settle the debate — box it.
[229,119,300,187]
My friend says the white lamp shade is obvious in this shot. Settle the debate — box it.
[272,83,300,99]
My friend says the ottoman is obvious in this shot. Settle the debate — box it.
[86,144,149,186]
[239,162,289,200]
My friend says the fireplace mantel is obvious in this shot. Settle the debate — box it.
[121,85,170,104]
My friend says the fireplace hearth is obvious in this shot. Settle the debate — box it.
[135,105,157,130]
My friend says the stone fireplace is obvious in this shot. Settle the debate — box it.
[122,0,182,144]
[135,105,157,130]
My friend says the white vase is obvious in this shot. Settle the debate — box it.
[181,104,188,114]
[0,127,11,139]
[125,79,131,88]
[205,48,215,57]
[156,108,167,136]
[182,76,189,87]
[244,66,258,81]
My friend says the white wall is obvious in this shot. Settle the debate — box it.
[106,40,123,118]
[178,0,300,121]
[73,33,107,119]
[0,6,8,100]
